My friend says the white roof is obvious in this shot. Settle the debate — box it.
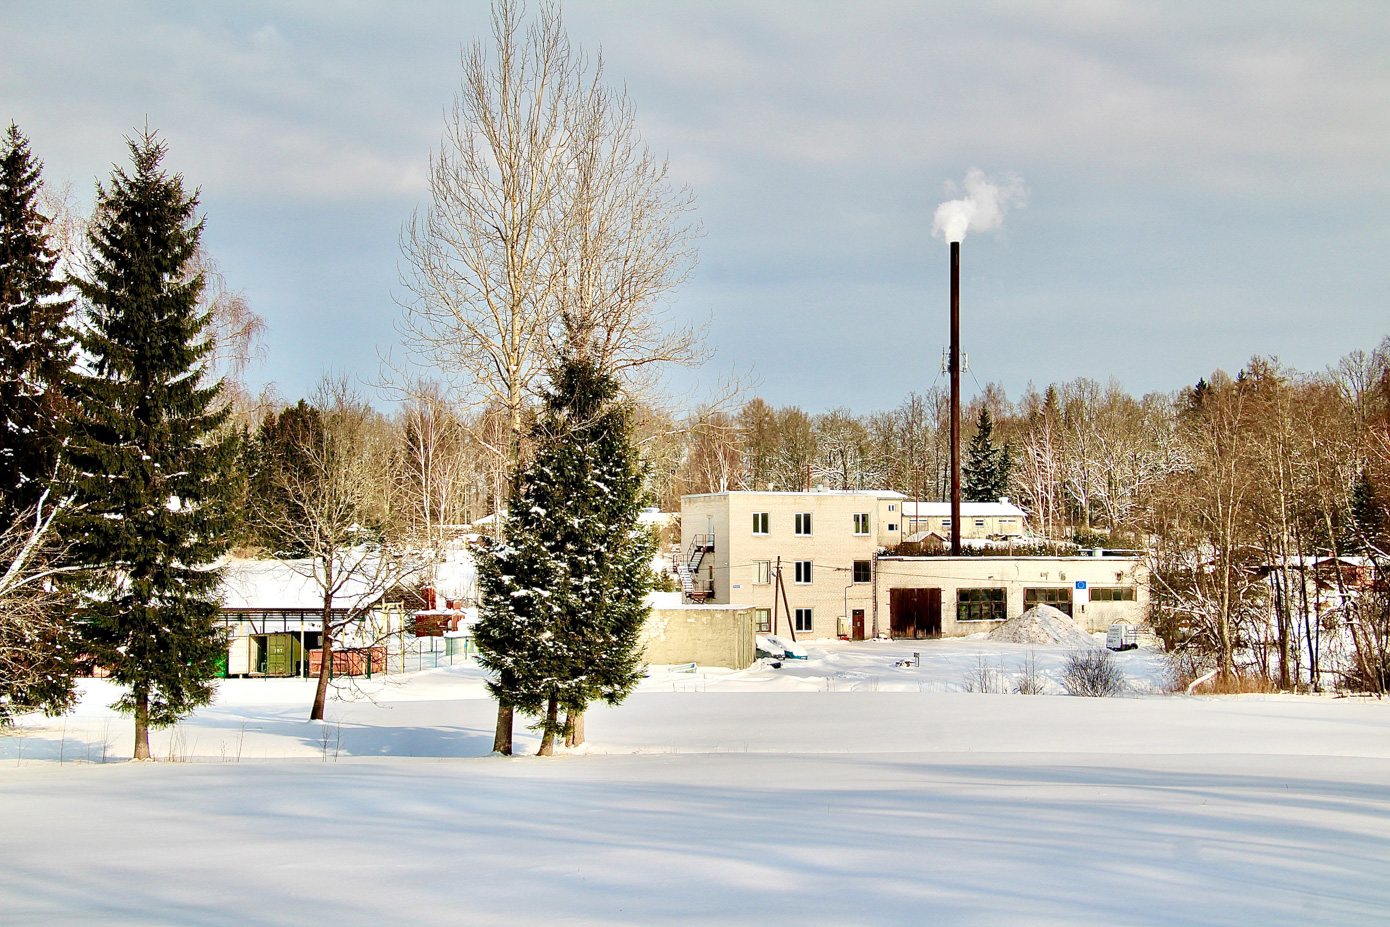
[901,501,1027,518]
[683,489,906,500]
[219,558,384,611]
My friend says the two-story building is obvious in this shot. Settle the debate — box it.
[679,490,1149,641]
[679,490,907,640]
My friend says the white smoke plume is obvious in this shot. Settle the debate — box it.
[931,168,1027,243]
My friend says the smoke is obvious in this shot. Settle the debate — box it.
[931,168,1027,243]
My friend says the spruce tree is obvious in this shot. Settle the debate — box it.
[0,124,78,721]
[68,131,237,759]
[474,354,654,755]
[0,123,74,525]
[963,406,1011,502]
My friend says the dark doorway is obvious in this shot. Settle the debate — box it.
[890,588,942,639]
[851,609,865,641]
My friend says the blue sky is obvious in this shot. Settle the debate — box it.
[4,1,1388,411]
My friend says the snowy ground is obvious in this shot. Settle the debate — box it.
[3,639,1390,925]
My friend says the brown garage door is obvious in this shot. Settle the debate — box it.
[890,588,942,639]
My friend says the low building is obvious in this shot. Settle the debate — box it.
[901,499,1027,540]
[217,558,405,677]
[874,554,1149,638]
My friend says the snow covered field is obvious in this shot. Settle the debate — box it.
[4,639,1390,925]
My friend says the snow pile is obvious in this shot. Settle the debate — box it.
[987,605,1096,647]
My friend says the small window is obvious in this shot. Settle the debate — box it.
[853,513,870,535]
[752,512,769,535]
[888,504,896,512]
[753,561,771,585]
[755,608,771,633]
[795,513,812,536]
[942,518,952,527]
[852,560,871,583]
[794,560,812,584]
[887,523,897,532]
[957,588,1006,622]
[975,519,985,528]
[794,608,813,632]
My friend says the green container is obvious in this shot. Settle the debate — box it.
[264,633,303,677]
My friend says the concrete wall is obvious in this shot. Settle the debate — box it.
[873,555,1150,636]
[643,605,756,669]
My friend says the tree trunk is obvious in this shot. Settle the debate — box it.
[564,709,585,748]
[537,695,559,756]
[311,625,332,721]
[493,702,514,755]
[133,688,151,760]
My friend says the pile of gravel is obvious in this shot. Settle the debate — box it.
[986,604,1097,647]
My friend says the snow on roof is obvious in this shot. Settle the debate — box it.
[682,489,907,500]
[900,500,1027,518]
[219,558,385,611]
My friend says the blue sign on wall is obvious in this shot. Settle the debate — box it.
[1075,580,1087,590]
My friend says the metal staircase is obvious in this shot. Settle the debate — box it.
[677,533,715,603]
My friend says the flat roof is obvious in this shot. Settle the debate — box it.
[682,489,906,500]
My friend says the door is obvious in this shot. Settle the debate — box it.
[889,588,942,639]
[851,609,865,641]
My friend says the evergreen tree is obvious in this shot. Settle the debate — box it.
[1350,469,1386,553]
[963,406,1011,502]
[474,354,654,755]
[0,123,74,525]
[67,131,238,759]
[0,124,78,721]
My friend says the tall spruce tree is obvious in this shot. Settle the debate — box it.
[0,123,73,524]
[0,124,78,721]
[68,131,237,759]
[474,354,654,755]
[963,406,1011,502]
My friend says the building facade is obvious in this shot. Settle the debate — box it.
[901,500,1027,539]
[679,490,907,640]
[680,491,1148,641]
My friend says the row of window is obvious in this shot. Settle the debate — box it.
[752,512,897,536]
[753,587,1138,634]
[749,560,873,585]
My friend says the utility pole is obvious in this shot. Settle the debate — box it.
[949,240,962,556]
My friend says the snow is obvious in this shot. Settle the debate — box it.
[986,604,1098,647]
[3,639,1390,925]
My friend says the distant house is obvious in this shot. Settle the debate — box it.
[216,559,404,677]
[900,499,1027,540]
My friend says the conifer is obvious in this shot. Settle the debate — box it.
[474,354,654,755]
[963,406,1011,502]
[67,131,238,759]
[0,123,73,525]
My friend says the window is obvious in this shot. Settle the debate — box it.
[853,513,870,535]
[795,512,812,535]
[888,504,896,512]
[794,608,813,632]
[755,608,771,633]
[975,519,986,528]
[1024,587,1073,608]
[1091,586,1137,602]
[957,588,1006,622]
[794,560,813,584]
[887,523,897,531]
[752,512,769,535]
[942,518,952,527]
[852,560,871,583]
[753,561,771,585]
